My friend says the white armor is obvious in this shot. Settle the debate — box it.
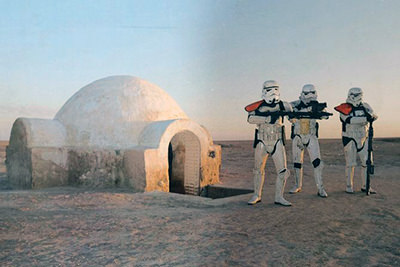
[262,80,280,104]
[289,84,328,197]
[346,87,363,107]
[247,80,292,206]
[340,88,378,193]
[300,84,318,104]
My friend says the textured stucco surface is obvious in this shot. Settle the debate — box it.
[55,76,188,149]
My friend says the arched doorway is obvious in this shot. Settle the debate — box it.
[168,131,201,195]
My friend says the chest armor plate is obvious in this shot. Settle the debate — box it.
[257,103,283,125]
[351,106,366,117]
[258,104,280,113]
[294,105,315,136]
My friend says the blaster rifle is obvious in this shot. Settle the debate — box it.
[292,101,333,119]
[254,101,332,123]
[365,120,374,195]
[309,101,327,113]
[288,111,333,120]
[255,110,333,123]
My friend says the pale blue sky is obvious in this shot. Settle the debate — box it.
[1,0,399,140]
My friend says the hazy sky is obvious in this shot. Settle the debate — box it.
[1,0,399,140]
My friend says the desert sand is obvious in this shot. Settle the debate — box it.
[0,139,399,266]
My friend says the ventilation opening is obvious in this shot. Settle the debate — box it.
[168,131,200,195]
[200,185,253,199]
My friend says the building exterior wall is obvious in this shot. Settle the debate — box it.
[200,144,221,188]
[31,147,68,188]
[144,148,169,192]
[6,146,32,189]
[67,148,126,188]
[7,117,220,192]
[7,118,34,189]
[6,118,69,189]
[123,149,147,192]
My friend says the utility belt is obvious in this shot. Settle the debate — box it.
[254,125,286,148]
[342,124,367,139]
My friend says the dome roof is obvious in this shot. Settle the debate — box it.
[56,75,187,123]
[54,76,188,148]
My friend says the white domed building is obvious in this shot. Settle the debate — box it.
[6,76,221,194]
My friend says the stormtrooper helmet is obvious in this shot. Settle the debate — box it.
[300,84,318,104]
[262,80,280,104]
[347,87,363,106]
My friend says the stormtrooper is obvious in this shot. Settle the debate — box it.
[245,80,292,206]
[289,84,329,197]
[335,87,378,194]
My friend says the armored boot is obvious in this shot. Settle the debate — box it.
[360,166,377,194]
[274,169,292,206]
[314,164,327,198]
[345,166,355,194]
[289,167,303,194]
[248,169,264,205]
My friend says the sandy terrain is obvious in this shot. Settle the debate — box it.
[0,139,399,266]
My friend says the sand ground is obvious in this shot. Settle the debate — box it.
[0,139,399,266]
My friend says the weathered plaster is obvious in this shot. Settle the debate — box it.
[55,76,188,149]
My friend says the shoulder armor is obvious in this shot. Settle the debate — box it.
[334,103,353,115]
[245,100,264,112]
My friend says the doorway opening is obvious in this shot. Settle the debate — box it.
[168,131,201,195]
